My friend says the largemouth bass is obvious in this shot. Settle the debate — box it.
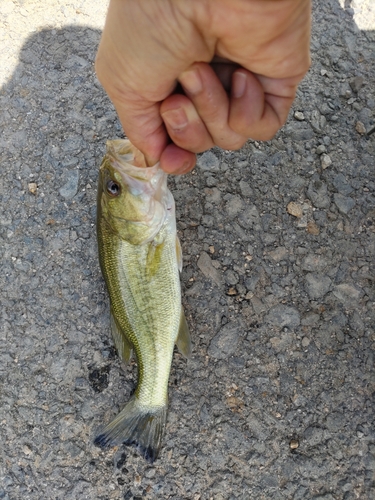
[94,139,191,462]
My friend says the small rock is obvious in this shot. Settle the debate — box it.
[333,193,355,214]
[310,109,327,133]
[305,273,332,299]
[302,337,310,347]
[197,151,220,171]
[333,283,362,304]
[333,173,353,196]
[348,311,365,337]
[356,121,366,135]
[225,195,245,218]
[316,145,327,155]
[306,221,320,235]
[250,296,266,315]
[265,305,301,328]
[294,111,305,121]
[289,439,299,450]
[301,254,328,272]
[208,321,242,359]
[268,246,288,262]
[320,154,332,169]
[197,252,222,286]
[59,170,79,199]
[307,177,330,209]
[225,269,239,286]
[287,201,303,218]
[28,182,37,195]
[350,76,364,93]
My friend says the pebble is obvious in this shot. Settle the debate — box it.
[355,121,366,134]
[287,201,303,218]
[350,76,364,92]
[333,193,355,214]
[321,154,332,169]
[333,173,353,196]
[333,283,362,304]
[316,144,326,155]
[306,221,320,235]
[197,151,220,171]
[302,337,311,347]
[305,273,332,299]
[289,439,299,450]
[208,321,242,359]
[59,170,79,199]
[307,177,331,209]
[294,111,305,121]
[28,182,37,194]
[265,305,301,328]
[197,252,222,286]
[268,246,288,262]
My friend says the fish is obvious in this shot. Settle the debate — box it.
[94,139,191,462]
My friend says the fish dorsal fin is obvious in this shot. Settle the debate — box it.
[176,309,192,358]
[110,307,133,363]
[176,236,183,272]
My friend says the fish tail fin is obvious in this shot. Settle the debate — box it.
[94,396,167,463]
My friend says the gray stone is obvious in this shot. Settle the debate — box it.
[225,195,245,217]
[350,76,364,92]
[333,283,363,304]
[197,151,220,171]
[224,269,239,286]
[197,252,222,286]
[265,305,301,328]
[303,426,325,447]
[208,321,242,359]
[310,109,327,132]
[301,254,328,272]
[307,177,331,208]
[59,170,79,199]
[320,154,332,169]
[348,310,365,337]
[333,193,355,214]
[268,246,288,262]
[333,174,353,195]
[305,273,332,299]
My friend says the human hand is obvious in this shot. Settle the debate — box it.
[95,0,311,174]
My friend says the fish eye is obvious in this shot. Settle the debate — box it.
[106,179,121,197]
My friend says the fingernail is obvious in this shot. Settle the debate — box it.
[179,69,203,95]
[162,107,188,131]
[232,71,247,98]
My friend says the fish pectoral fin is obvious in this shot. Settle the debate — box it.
[176,308,192,358]
[146,241,165,278]
[110,308,133,364]
[176,236,183,272]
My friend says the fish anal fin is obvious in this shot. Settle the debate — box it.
[110,308,133,364]
[176,308,192,358]
[94,396,167,463]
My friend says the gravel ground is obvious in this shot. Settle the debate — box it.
[1,1,374,499]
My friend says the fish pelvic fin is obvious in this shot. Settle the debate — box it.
[176,308,192,358]
[94,397,167,463]
[110,307,133,364]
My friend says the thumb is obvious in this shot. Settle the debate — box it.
[109,94,169,167]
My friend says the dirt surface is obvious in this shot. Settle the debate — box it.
[1,1,374,499]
